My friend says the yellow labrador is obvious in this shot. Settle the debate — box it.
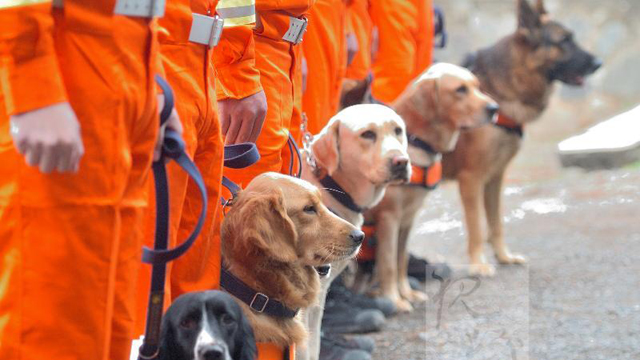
[298,104,411,360]
[364,63,498,312]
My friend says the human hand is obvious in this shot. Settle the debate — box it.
[218,90,267,145]
[10,102,84,173]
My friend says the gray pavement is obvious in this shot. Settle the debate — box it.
[369,167,640,360]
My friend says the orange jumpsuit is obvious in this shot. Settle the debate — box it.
[0,1,159,360]
[223,0,314,189]
[301,0,348,135]
[344,0,373,82]
[134,0,261,336]
[370,0,433,104]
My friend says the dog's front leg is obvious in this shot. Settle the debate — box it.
[375,211,413,312]
[484,173,527,265]
[459,171,495,276]
[397,225,429,303]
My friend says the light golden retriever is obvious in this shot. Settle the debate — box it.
[298,104,411,360]
[364,63,498,311]
[221,172,363,348]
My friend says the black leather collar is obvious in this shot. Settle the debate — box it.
[319,176,364,213]
[220,267,299,319]
[407,133,438,156]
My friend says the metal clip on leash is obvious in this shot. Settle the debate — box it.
[138,76,208,360]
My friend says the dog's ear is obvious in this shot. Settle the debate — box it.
[535,0,547,15]
[235,189,298,263]
[517,0,542,43]
[311,118,341,175]
[411,76,440,121]
[235,310,258,360]
[158,316,178,360]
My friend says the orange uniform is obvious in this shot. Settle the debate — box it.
[134,0,261,336]
[301,0,348,134]
[0,1,160,360]
[223,0,314,189]
[370,0,433,104]
[345,0,373,82]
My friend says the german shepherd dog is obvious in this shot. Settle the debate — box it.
[442,0,601,276]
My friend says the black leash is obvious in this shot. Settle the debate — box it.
[221,143,260,205]
[138,76,208,360]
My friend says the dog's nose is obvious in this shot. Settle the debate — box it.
[199,344,225,360]
[349,230,365,245]
[590,58,603,73]
[485,103,499,121]
[391,155,409,172]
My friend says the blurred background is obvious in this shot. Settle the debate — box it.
[371,1,640,359]
[435,0,640,181]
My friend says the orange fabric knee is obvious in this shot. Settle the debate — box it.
[302,0,348,135]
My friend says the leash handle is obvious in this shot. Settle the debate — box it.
[220,143,260,205]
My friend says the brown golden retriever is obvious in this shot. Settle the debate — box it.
[363,63,498,311]
[220,172,364,348]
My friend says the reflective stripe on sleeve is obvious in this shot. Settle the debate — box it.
[217,0,255,27]
[0,0,50,9]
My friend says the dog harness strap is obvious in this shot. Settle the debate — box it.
[319,176,364,213]
[220,142,261,204]
[494,113,524,138]
[220,267,299,318]
[407,133,438,156]
[408,162,442,190]
[139,76,209,360]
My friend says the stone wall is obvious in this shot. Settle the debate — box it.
[433,0,640,180]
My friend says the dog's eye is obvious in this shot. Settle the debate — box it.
[220,313,235,326]
[180,318,197,330]
[394,127,403,136]
[360,130,377,141]
[303,205,317,214]
[455,85,468,95]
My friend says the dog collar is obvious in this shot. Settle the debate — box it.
[407,133,439,156]
[220,267,299,319]
[319,176,364,213]
[493,113,523,138]
[408,162,442,190]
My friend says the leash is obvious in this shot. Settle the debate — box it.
[221,142,261,205]
[138,76,208,360]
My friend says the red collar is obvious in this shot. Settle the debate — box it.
[494,113,523,137]
[408,162,442,189]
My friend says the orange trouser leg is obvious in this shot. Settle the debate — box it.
[225,37,300,189]
[302,0,347,135]
[0,20,157,360]
[134,44,223,336]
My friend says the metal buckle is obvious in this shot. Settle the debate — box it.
[282,17,308,45]
[189,13,225,47]
[249,293,269,313]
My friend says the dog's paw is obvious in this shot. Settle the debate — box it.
[468,262,496,277]
[496,252,528,265]
[394,298,414,313]
[402,289,429,303]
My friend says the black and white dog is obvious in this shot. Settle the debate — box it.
[159,290,257,360]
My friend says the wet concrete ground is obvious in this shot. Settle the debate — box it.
[369,166,640,360]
